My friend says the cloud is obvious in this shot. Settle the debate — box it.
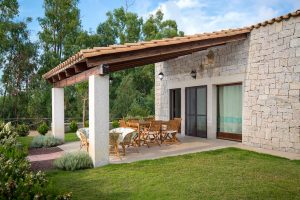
[147,0,299,35]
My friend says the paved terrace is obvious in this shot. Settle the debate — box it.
[27,136,300,170]
[58,136,300,163]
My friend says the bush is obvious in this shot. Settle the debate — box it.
[69,120,78,132]
[111,120,119,128]
[84,120,89,127]
[31,135,63,148]
[0,122,71,199]
[16,124,30,137]
[54,151,93,171]
[37,122,49,135]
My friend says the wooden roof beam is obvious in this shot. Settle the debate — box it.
[85,33,247,68]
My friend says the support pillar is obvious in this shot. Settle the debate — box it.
[207,84,217,139]
[52,88,65,140]
[89,75,109,167]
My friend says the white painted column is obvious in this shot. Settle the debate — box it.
[52,88,65,141]
[207,84,217,139]
[89,75,109,167]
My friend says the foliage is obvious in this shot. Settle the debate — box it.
[84,120,89,128]
[0,122,70,199]
[143,9,184,41]
[0,17,38,119]
[31,135,63,148]
[37,122,49,135]
[16,136,33,150]
[111,120,119,128]
[53,151,93,171]
[16,124,30,137]
[69,120,78,132]
[48,148,300,199]
[0,2,183,122]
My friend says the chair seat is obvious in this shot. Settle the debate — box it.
[165,130,177,133]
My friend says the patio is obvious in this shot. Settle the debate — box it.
[58,136,300,163]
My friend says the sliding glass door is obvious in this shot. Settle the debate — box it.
[217,84,242,141]
[185,86,207,138]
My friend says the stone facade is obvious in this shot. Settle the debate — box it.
[155,16,300,153]
[155,39,249,119]
[243,16,300,153]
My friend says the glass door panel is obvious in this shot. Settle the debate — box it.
[217,84,242,141]
[185,86,207,138]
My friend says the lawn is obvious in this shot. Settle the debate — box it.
[47,148,300,200]
[65,132,79,142]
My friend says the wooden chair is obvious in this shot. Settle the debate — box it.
[144,120,162,147]
[174,118,182,133]
[119,119,127,128]
[109,132,121,157]
[162,120,181,144]
[119,131,138,156]
[79,132,89,152]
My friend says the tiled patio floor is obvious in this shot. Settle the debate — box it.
[58,136,300,164]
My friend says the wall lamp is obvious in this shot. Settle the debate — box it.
[109,76,113,84]
[190,70,197,79]
[158,72,164,80]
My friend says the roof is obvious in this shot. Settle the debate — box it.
[43,9,300,86]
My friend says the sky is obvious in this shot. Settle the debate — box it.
[17,0,300,41]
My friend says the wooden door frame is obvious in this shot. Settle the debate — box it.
[216,83,242,142]
[185,85,207,138]
[169,88,181,120]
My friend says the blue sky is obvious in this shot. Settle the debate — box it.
[17,0,300,41]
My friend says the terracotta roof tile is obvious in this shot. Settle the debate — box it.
[43,9,300,79]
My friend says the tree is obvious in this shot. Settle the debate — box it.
[33,0,81,119]
[38,0,81,72]
[97,8,184,119]
[142,9,184,41]
[0,0,38,121]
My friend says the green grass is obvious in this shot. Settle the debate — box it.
[47,148,300,200]
[65,132,79,143]
[17,136,33,148]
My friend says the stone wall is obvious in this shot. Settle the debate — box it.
[243,16,300,153]
[155,39,249,119]
[155,15,300,153]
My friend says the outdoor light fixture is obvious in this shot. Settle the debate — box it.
[158,72,164,80]
[190,70,197,79]
[109,76,113,84]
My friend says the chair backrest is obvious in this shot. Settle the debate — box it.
[173,118,182,132]
[149,120,162,132]
[80,132,88,144]
[119,119,127,127]
[167,120,180,131]
[144,117,154,122]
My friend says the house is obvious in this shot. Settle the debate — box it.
[43,10,300,166]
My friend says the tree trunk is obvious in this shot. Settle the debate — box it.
[82,98,86,127]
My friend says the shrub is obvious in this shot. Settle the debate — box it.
[84,120,89,127]
[69,120,78,132]
[37,122,49,135]
[31,135,63,148]
[0,122,71,199]
[16,124,30,137]
[111,120,119,128]
[54,151,93,171]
